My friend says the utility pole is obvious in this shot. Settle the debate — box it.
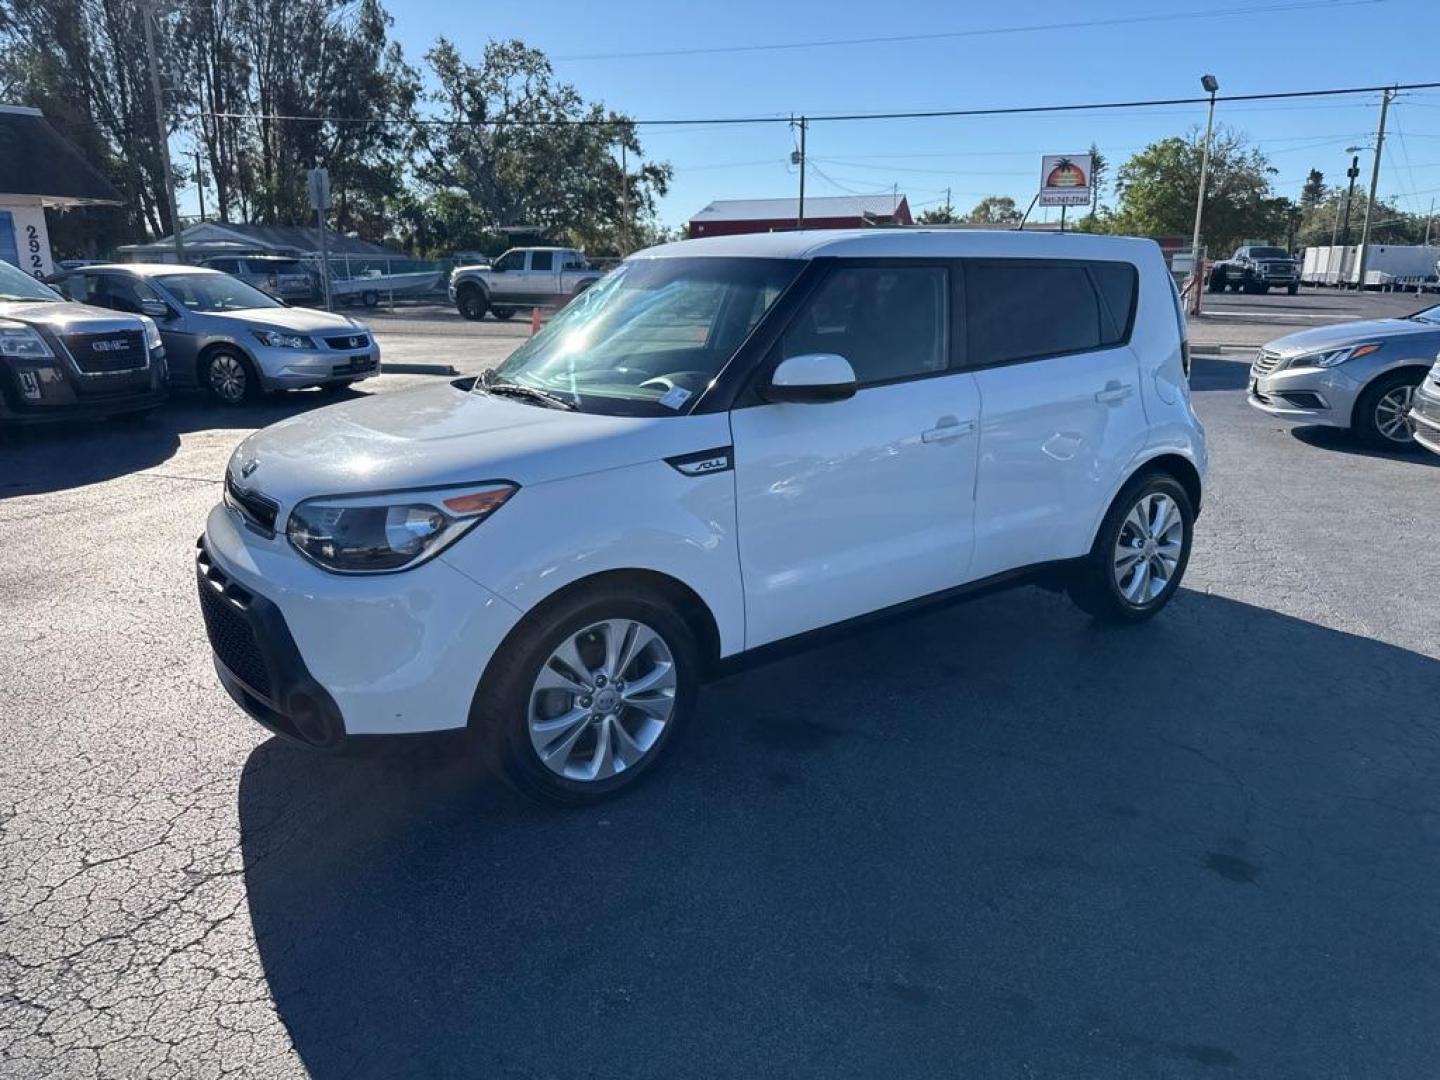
[194,148,205,222]
[1339,153,1360,247]
[1424,197,1435,247]
[140,1,183,262]
[1354,86,1393,290]
[793,115,807,229]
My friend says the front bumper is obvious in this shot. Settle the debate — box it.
[197,503,525,743]
[1246,359,1363,428]
[1410,379,1440,454]
[251,339,382,389]
[0,348,168,424]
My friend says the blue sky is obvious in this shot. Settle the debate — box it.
[392,0,1440,230]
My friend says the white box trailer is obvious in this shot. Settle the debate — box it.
[1303,244,1440,288]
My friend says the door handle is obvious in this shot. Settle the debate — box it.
[1094,380,1135,404]
[921,416,976,444]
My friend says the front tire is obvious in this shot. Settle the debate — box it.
[490,306,517,321]
[457,286,487,321]
[1207,271,1225,294]
[474,588,701,805]
[1287,283,1299,295]
[1354,370,1422,448]
[1068,473,1194,624]
[202,348,258,405]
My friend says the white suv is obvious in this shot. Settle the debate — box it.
[198,229,1206,803]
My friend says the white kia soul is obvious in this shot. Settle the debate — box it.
[198,230,1206,803]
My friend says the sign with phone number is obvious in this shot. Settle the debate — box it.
[0,206,54,279]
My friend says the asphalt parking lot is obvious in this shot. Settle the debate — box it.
[2,292,1439,1079]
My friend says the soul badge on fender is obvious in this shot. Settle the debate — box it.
[665,446,734,477]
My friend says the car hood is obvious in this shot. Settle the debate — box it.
[1265,318,1440,357]
[0,299,147,332]
[227,381,721,513]
[213,306,364,334]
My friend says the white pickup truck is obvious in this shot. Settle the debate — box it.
[449,247,605,321]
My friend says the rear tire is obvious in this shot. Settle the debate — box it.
[1207,271,1225,294]
[360,289,379,308]
[457,286,487,321]
[1068,473,1194,624]
[490,306,517,321]
[1354,370,1422,449]
[474,587,700,805]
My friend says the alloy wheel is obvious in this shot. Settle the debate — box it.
[1374,384,1417,444]
[527,619,677,782]
[1111,492,1184,606]
[208,353,248,403]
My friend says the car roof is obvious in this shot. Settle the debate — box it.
[60,263,224,277]
[635,228,1160,264]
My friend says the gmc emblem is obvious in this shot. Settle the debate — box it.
[92,339,130,353]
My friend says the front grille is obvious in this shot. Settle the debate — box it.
[196,545,272,699]
[62,330,147,374]
[1258,262,1293,277]
[224,474,279,535]
[1252,348,1285,377]
[324,334,370,350]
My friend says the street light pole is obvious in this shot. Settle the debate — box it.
[140,1,183,263]
[1340,153,1360,248]
[1354,86,1394,291]
[1187,74,1219,311]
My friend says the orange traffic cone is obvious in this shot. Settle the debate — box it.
[530,306,542,335]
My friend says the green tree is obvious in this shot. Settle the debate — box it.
[1111,126,1289,253]
[1088,142,1108,216]
[415,38,670,255]
[964,195,1021,225]
[1300,168,1326,212]
[916,196,958,225]
[1294,189,1429,248]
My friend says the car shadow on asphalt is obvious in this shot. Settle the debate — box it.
[237,585,1440,1079]
[1187,355,1253,392]
[1291,425,1440,467]
[0,387,373,498]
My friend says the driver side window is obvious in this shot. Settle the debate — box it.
[780,265,949,386]
[493,251,522,272]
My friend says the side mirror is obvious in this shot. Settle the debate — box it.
[140,298,172,320]
[764,353,858,404]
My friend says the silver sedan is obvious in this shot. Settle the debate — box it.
[1248,303,1440,448]
[52,263,380,405]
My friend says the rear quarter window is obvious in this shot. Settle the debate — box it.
[965,259,1136,366]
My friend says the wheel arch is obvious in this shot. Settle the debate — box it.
[1348,362,1429,431]
[196,338,260,387]
[477,568,724,699]
[1084,451,1204,555]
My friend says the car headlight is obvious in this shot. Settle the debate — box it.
[1296,342,1381,369]
[0,321,54,359]
[286,483,518,573]
[140,316,163,351]
[254,330,314,349]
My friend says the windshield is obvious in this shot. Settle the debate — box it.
[1410,304,1440,325]
[483,257,802,415]
[158,273,282,312]
[1250,247,1289,259]
[0,259,62,302]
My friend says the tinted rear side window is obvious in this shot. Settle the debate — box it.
[530,251,554,272]
[966,259,1135,366]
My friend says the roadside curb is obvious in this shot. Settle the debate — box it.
[380,362,459,376]
[1191,343,1261,356]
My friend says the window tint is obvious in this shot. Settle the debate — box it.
[56,274,97,303]
[781,265,947,385]
[529,250,554,272]
[493,251,522,272]
[1089,260,1138,338]
[93,274,161,315]
[967,260,1133,366]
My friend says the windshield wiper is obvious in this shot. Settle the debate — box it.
[479,371,576,411]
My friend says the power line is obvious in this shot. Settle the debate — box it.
[188,79,1440,130]
[551,0,1385,62]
